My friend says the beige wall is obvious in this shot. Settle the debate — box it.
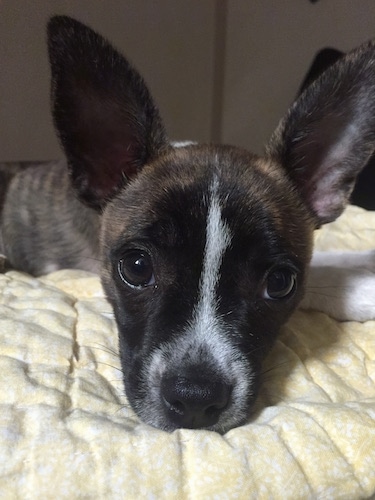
[0,0,216,161]
[1,1,375,161]
[222,0,375,153]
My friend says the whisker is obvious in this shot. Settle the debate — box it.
[303,292,344,301]
[244,344,268,357]
[90,342,119,358]
[95,360,123,373]
[261,360,291,376]
[306,285,355,290]
[113,403,132,415]
[84,256,104,264]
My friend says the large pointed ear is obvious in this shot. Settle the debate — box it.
[267,40,375,227]
[47,16,168,210]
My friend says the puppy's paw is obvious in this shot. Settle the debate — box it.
[300,250,375,322]
[0,254,13,273]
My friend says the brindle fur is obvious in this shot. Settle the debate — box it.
[0,160,100,275]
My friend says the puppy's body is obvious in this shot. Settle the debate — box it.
[0,160,100,275]
[2,16,375,433]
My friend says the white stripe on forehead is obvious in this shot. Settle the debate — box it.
[143,177,252,430]
[195,176,231,331]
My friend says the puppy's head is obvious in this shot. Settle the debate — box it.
[48,16,375,432]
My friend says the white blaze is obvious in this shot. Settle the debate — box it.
[194,177,231,335]
[143,175,253,432]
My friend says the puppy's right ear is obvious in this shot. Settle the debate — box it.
[47,16,168,210]
[267,40,375,227]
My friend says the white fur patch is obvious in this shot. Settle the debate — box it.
[301,250,375,321]
[195,176,231,339]
[42,263,60,274]
[172,140,197,148]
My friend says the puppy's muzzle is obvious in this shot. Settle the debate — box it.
[161,371,232,429]
[143,331,252,431]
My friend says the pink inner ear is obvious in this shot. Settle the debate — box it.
[68,87,147,204]
[81,139,143,202]
[286,110,367,225]
[309,179,349,224]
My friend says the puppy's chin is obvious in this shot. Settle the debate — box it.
[136,400,255,434]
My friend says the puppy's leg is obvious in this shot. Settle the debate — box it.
[300,250,375,322]
[0,254,12,273]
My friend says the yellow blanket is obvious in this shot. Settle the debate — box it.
[0,205,374,499]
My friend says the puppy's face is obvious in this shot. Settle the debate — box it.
[48,17,375,432]
[100,145,314,431]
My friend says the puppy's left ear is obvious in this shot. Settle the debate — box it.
[267,40,375,227]
[47,16,168,210]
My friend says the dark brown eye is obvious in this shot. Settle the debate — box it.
[118,251,155,288]
[263,268,297,300]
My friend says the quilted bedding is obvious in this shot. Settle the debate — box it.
[0,205,374,499]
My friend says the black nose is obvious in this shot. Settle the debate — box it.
[161,375,232,429]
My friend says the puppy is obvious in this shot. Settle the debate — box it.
[1,16,375,432]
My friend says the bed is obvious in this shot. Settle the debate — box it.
[1,204,374,499]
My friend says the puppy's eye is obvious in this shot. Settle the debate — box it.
[118,251,155,288]
[263,268,297,300]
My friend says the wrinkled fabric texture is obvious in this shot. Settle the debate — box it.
[0,205,374,499]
